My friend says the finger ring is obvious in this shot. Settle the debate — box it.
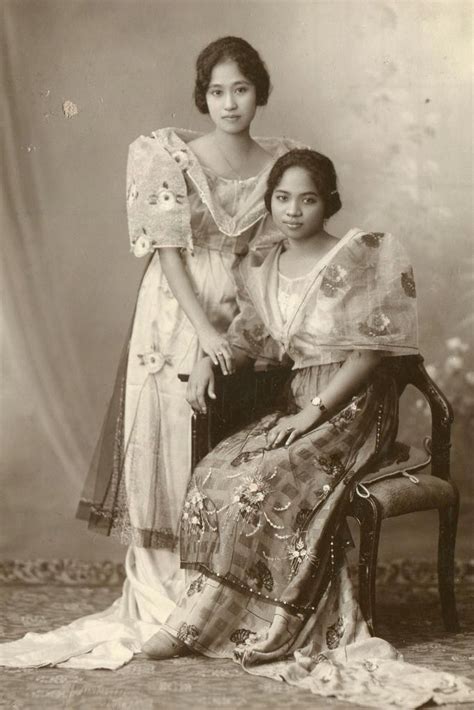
[217,351,224,355]
[286,426,294,432]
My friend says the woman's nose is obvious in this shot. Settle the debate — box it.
[286,200,302,216]
[224,91,237,110]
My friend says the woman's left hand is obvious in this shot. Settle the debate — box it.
[266,407,322,449]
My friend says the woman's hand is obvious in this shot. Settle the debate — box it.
[266,407,322,449]
[186,357,216,414]
[198,326,234,375]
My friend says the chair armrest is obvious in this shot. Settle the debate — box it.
[401,355,454,481]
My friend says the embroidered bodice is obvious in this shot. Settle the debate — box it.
[126,128,302,258]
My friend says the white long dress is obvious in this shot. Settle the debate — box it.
[0,128,297,669]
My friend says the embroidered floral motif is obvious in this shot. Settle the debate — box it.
[247,560,274,592]
[401,268,417,298]
[229,628,258,646]
[127,179,139,205]
[331,400,361,430]
[177,623,199,646]
[287,534,319,579]
[320,264,348,298]
[316,453,345,477]
[148,181,185,211]
[131,229,158,258]
[181,489,215,538]
[171,149,190,170]
[326,617,344,649]
[360,232,385,248]
[232,472,271,521]
[137,348,170,374]
[230,448,266,468]
[186,574,205,597]
[358,309,392,337]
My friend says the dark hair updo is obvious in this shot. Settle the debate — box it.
[194,36,271,114]
[264,149,342,219]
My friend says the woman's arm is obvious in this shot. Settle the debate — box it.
[186,348,254,414]
[267,350,383,448]
[159,248,234,374]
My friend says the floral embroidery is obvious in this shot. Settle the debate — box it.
[127,179,139,205]
[287,534,319,579]
[331,400,361,430]
[360,232,385,248]
[326,617,344,649]
[131,229,158,258]
[359,309,392,337]
[247,560,274,592]
[229,628,258,646]
[181,489,215,538]
[177,623,199,646]
[232,472,271,521]
[315,453,345,477]
[137,348,170,374]
[230,448,265,468]
[320,264,348,298]
[171,149,190,170]
[148,182,185,211]
[401,268,417,298]
[186,574,205,597]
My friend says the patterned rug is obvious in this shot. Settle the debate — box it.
[1,560,473,710]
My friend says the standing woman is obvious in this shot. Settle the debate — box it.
[0,37,300,669]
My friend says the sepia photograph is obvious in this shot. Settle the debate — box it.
[1,0,473,707]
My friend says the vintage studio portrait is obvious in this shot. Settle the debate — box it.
[1,0,473,708]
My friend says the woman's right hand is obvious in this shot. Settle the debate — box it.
[186,357,216,414]
[198,326,234,375]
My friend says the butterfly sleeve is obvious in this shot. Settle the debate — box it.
[314,231,419,355]
[126,135,193,257]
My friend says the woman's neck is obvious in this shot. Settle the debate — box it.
[212,128,254,154]
[286,230,333,254]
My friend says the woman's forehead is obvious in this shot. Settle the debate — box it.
[275,166,318,193]
[209,59,249,86]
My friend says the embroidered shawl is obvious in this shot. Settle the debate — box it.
[228,229,419,368]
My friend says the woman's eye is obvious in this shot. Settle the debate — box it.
[304,198,316,205]
[235,87,248,94]
[210,90,222,97]
[275,195,287,202]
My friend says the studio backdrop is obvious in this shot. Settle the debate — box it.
[1,0,472,562]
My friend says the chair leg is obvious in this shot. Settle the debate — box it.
[438,497,460,632]
[357,496,383,636]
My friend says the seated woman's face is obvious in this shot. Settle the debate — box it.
[271,167,326,241]
[205,60,257,133]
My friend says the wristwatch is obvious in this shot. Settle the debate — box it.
[311,395,327,412]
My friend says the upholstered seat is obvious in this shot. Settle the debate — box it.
[361,472,457,518]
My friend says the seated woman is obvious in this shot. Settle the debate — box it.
[144,149,472,708]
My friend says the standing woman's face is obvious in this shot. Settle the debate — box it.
[206,60,257,134]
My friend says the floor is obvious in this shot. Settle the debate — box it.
[1,561,473,710]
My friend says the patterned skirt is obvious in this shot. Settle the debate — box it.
[163,362,398,653]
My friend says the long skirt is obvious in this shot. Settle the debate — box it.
[0,246,241,669]
[157,363,473,708]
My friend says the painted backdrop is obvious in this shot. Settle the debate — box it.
[2,0,472,562]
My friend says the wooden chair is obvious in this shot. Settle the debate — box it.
[178,354,460,635]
